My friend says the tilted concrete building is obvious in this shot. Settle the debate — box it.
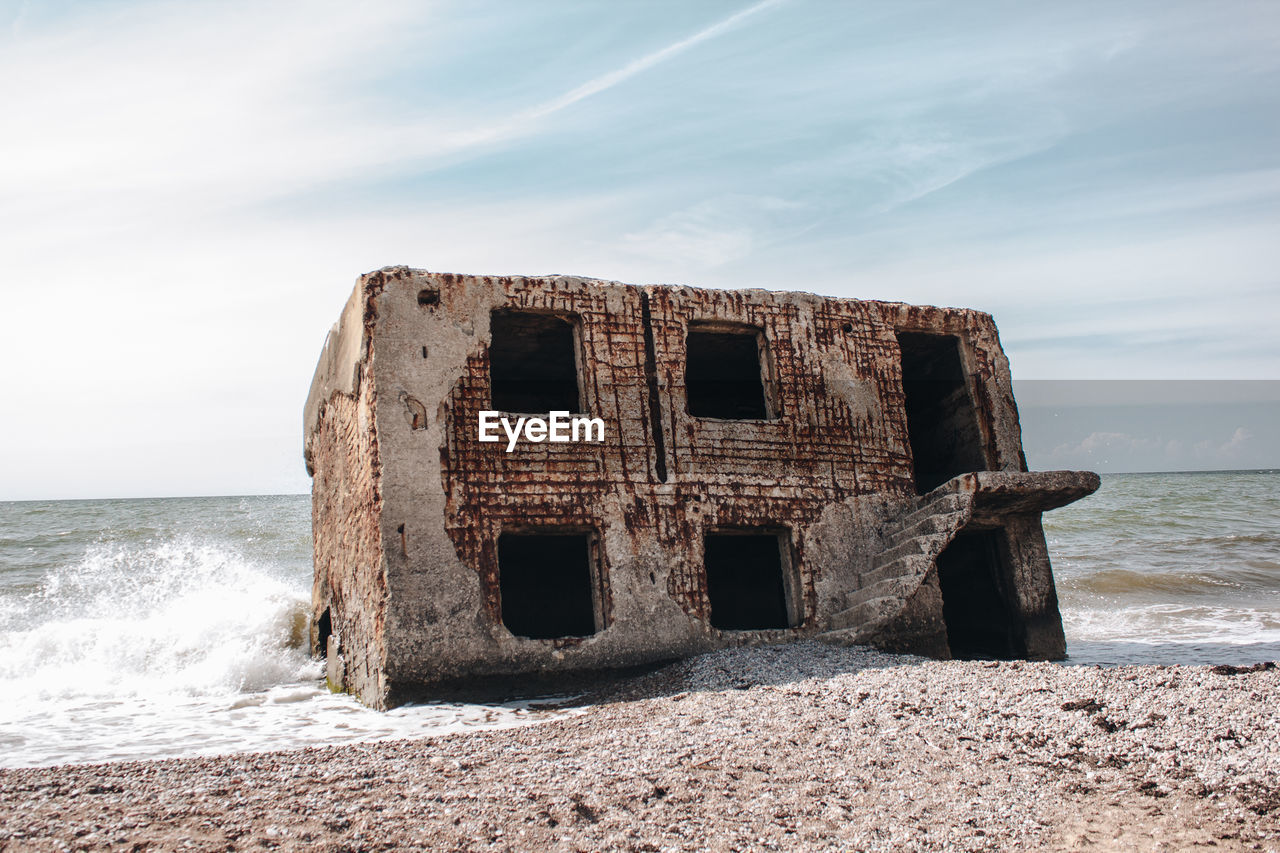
[304,267,1098,709]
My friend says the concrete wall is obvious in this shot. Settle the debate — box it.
[302,268,1029,701]
[304,267,1087,708]
[306,281,390,706]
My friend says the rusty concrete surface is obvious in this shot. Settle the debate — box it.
[305,267,1099,708]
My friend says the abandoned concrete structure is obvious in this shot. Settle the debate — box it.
[304,267,1098,709]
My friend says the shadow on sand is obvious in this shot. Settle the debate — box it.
[393,642,926,710]
[391,640,1280,712]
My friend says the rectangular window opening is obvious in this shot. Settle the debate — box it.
[936,529,1022,660]
[896,332,987,494]
[498,532,600,640]
[489,310,582,414]
[686,322,771,420]
[704,530,797,630]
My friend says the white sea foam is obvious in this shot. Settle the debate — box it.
[1063,603,1280,646]
[0,536,561,768]
[0,539,315,703]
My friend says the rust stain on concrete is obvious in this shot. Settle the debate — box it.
[304,268,1098,709]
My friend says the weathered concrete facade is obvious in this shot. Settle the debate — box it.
[305,267,1098,708]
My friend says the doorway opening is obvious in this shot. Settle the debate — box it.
[896,332,986,494]
[489,311,581,413]
[936,529,1021,659]
[498,532,599,639]
[703,530,797,630]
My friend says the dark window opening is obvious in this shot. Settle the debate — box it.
[897,332,987,494]
[498,532,599,639]
[704,531,794,630]
[686,323,770,419]
[489,311,581,413]
[936,529,1022,659]
[316,607,332,659]
[418,288,440,306]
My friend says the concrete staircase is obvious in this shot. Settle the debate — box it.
[815,469,1101,652]
[821,487,973,642]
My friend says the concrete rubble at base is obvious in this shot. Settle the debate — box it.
[304,267,1098,709]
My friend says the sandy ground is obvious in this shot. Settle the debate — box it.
[1,643,1277,852]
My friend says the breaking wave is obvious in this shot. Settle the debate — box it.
[0,511,561,768]
[0,538,317,704]
[1061,564,1279,597]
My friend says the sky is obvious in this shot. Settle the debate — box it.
[1,0,1278,500]
[1016,381,1279,473]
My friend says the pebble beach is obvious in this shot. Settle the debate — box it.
[2,643,1277,852]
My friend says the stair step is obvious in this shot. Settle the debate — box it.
[846,575,919,611]
[901,493,965,528]
[875,537,926,567]
[828,595,901,632]
[884,512,953,546]
[861,553,931,589]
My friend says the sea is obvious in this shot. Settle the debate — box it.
[0,470,1277,768]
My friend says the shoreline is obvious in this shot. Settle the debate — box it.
[2,644,1277,851]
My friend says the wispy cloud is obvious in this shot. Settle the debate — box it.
[408,0,792,167]
[0,1,425,215]
[618,194,807,270]
[0,0,791,229]
[524,0,788,121]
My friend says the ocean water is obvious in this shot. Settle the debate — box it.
[0,496,563,769]
[0,471,1277,767]
[1045,469,1280,666]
